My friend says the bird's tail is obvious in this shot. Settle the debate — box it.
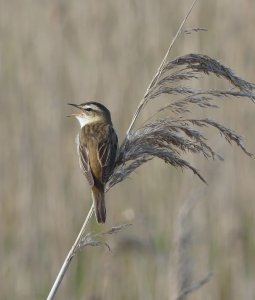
[92,186,106,223]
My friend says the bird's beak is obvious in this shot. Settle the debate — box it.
[67,103,83,117]
[68,103,81,109]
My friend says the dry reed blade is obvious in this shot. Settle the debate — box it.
[126,0,199,135]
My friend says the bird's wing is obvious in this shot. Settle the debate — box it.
[97,125,118,183]
[78,142,94,186]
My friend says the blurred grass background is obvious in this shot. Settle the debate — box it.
[1,0,255,299]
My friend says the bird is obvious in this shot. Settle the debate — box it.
[68,102,118,223]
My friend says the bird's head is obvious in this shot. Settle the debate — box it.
[68,101,112,127]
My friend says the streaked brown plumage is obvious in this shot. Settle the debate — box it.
[69,102,118,223]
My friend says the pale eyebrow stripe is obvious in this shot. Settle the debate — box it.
[84,104,102,112]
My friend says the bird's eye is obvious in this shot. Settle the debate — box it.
[85,108,92,112]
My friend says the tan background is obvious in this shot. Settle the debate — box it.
[1,0,255,299]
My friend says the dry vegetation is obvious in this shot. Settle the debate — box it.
[1,1,255,300]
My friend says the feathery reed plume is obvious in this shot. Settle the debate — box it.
[107,54,255,190]
[170,191,213,299]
